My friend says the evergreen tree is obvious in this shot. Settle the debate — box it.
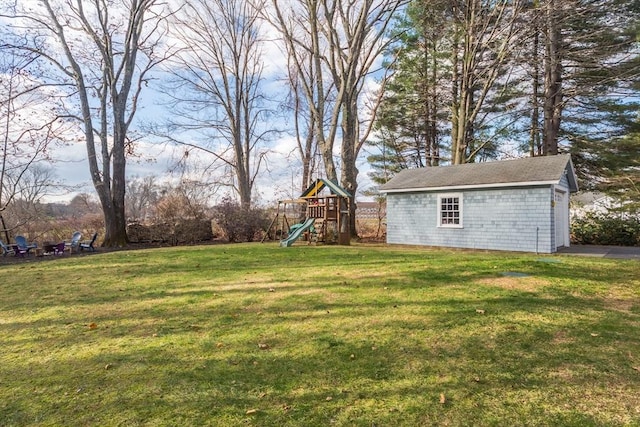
[368,0,639,189]
[520,0,640,159]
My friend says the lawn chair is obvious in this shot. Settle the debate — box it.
[0,240,15,257]
[68,231,82,253]
[80,233,98,252]
[54,242,66,255]
[15,235,37,256]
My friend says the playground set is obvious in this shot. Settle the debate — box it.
[262,178,352,247]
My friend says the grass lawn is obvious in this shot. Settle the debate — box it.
[1,243,639,426]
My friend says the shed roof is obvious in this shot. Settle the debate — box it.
[379,155,578,193]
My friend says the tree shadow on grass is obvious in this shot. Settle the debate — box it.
[2,281,639,426]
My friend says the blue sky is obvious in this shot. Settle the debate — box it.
[3,1,380,206]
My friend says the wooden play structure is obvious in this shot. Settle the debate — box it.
[261,199,306,242]
[264,179,352,247]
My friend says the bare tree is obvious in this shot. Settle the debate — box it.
[269,0,407,236]
[2,0,172,246]
[158,0,271,209]
[449,0,526,164]
[268,0,339,184]
[283,53,321,192]
[0,41,67,241]
[125,175,159,222]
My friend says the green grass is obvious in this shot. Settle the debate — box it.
[1,243,639,426]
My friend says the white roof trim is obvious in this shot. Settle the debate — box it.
[380,180,563,194]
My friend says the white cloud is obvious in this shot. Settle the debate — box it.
[19,0,381,207]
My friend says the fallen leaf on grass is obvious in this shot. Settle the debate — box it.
[325,396,333,401]
[439,393,446,404]
[475,309,485,314]
[590,333,599,337]
[88,323,98,329]
[246,409,258,415]
[258,343,270,350]
[632,366,640,372]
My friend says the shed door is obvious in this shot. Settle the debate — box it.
[554,190,568,248]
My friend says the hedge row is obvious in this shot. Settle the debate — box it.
[571,213,640,246]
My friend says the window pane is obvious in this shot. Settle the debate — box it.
[440,195,462,226]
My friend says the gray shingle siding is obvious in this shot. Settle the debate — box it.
[559,173,569,189]
[386,186,555,253]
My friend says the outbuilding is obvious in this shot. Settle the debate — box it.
[379,155,578,253]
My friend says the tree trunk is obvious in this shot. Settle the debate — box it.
[530,21,542,157]
[340,96,359,238]
[105,142,129,246]
[543,0,562,155]
[450,19,461,163]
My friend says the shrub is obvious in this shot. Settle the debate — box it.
[572,213,640,246]
[213,196,269,242]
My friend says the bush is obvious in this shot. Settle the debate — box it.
[213,196,270,242]
[572,213,640,246]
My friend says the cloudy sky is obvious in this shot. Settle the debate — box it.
[5,0,378,206]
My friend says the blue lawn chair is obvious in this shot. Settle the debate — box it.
[68,232,82,253]
[80,233,98,252]
[15,235,37,256]
[0,240,15,257]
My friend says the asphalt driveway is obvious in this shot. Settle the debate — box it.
[558,245,640,260]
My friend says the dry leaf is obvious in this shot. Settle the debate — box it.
[590,333,599,337]
[216,342,224,348]
[476,309,485,314]
[439,393,446,404]
[246,409,258,415]
[258,343,270,350]
[325,396,333,401]
[632,366,640,372]
[104,364,113,370]
[88,322,98,329]
[269,288,275,292]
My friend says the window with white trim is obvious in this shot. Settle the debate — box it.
[437,193,463,228]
